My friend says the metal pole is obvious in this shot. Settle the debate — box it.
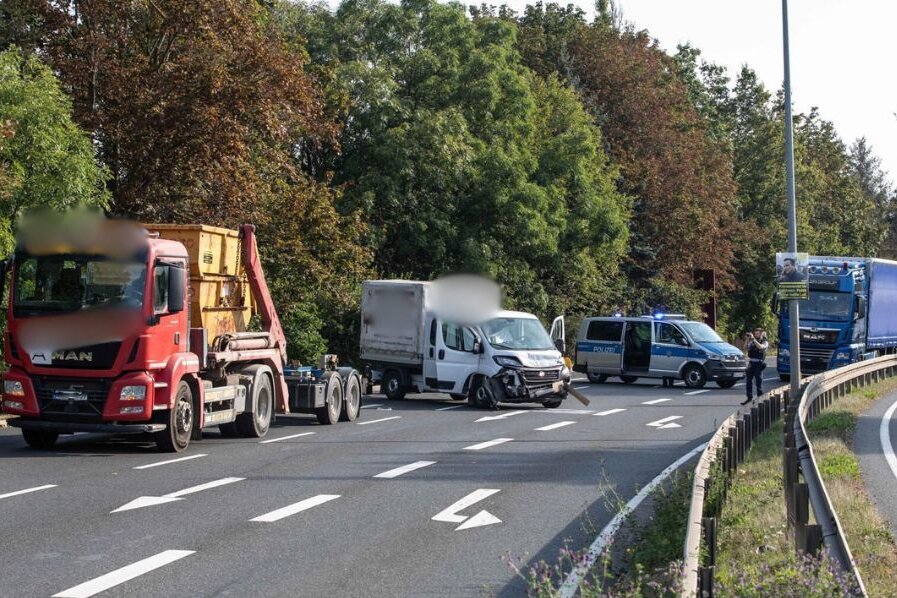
[782,0,802,397]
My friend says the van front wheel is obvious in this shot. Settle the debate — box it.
[682,364,707,389]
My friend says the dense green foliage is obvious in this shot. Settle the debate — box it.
[0,0,893,360]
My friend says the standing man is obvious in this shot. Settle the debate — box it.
[778,258,805,282]
[741,328,769,405]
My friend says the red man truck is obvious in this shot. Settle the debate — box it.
[0,214,360,452]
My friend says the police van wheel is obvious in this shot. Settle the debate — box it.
[716,379,737,389]
[587,373,608,384]
[620,376,638,384]
[682,365,707,389]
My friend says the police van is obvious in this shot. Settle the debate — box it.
[573,314,746,389]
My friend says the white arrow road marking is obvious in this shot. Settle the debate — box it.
[374,461,436,479]
[658,422,682,429]
[684,389,710,396]
[432,489,501,525]
[53,550,195,598]
[132,454,207,469]
[356,416,401,425]
[436,405,465,411]
[360,403,383,409]
[463,438,513,451]
[646,416,682,428]
[475,410,527,423]
[455,510,502,530]
[535,421,576,431]
[0,484,57,500]
[259,432,315,444]
[594,408,626,417]
[250,494,340,523]
[111,477,244,513]
[642,398,672,405]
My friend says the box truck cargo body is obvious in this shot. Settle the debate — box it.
[360,280,570,409]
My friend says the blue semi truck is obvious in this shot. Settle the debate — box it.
[777,256,897,380]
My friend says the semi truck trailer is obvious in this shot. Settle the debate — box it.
[1,217,360,452]
[777,256,897,379]
[360,280,569,409]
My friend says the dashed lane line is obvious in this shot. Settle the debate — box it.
[463,438,513,451]
[436,405,465,411]
[250,494,341,523]
[356,416,402,426]
[475,410,527,423]
[360,403,384,409]
[259,432,315,444]
[684,389,710,396]
[642,398,672,405]
[0,484,57,501]
[133,454,207,469]
[573,385,591,390]
[52,550,195,598]
[539,408,592,415]
[593,409,626,416]
[535,421,576,432]
[373,461,437,479]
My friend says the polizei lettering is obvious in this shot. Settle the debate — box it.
[52,351,93,362]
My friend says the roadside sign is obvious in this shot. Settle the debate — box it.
[776,252,808,300]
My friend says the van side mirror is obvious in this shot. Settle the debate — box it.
[554,338,565,354]
[167,266,185,313]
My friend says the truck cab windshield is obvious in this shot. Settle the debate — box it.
[481,317,554,351]
[796,292,852,320]
[13,255,147,315]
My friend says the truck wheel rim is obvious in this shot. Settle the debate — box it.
[176,398,192,436]
[387,378,399,394]
[347,383,360,414]
[257,386,271,423]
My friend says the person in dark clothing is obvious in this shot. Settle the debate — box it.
[778,258,805,282]
[741,328,769,405]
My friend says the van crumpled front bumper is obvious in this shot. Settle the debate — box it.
[488,367,569,403]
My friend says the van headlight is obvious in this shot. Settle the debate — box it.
[494,356,522,368]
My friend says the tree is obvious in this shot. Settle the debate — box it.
[0,48,108,253]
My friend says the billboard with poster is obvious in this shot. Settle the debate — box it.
[776,252,809,300]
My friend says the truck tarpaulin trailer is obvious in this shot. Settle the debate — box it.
[1,214,360,452]
[777,256,897,379]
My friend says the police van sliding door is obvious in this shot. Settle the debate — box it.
[581,320,624,374]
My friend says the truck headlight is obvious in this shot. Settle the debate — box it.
[120,385,146,401]
[494,356,522,368]
[2,400,24,410]
[3,380,24,397]
[834,351,851,360]
[779,348,790,358]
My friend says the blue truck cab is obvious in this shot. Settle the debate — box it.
[573,314,746,389]
[777,256,897,380]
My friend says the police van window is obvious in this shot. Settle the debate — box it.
[655,322,688,346]
[587,320,624,341]
[443,323,477,352]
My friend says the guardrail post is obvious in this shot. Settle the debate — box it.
[805,524,822,556]
[794,482,809,555]
[729,427,739,471]
[742,413,752,453]
[698,565,714,598]
[723,435,732,475]
[702,517,716,567]
[735,420,745,464]
[763,398,771,431]
[784,447,798,528]
[750,407,759,439]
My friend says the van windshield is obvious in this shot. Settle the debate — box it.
[482,317,554,351]
[678,322,725,344]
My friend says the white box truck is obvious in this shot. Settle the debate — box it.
[360,280,570,409]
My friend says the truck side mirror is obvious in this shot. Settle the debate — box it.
[168,266,186,313]
[0,256,9,307]
[856,297,866,320]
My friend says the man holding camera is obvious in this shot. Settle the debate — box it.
[741,328,769,405]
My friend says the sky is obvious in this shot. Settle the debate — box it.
[495,0,897,187]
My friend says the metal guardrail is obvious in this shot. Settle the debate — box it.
[681,354,897,597]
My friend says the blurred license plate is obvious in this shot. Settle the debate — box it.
[54,390,88,402]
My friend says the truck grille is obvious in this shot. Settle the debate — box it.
[798,347,833,374]
[33,376,111,421]
[520,368,560,386]
[799,329,839,344]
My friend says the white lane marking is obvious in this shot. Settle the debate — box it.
[432,488,500,524]
[374,460,437,479]
[463,438,513,451]
[658,422,682,429]
[259,432,315,444]
[558,443,707,597]
[133,454,207,469]
[573,385,590,390]
[111,477,244,513]
[436,405,465,411]
[881,398,897,484]
[647,416,682,427]
[53,550,195,598]
[535,421,576,431]
[475,410,527,423]
[540,409,593,415]
[684,389,710,396]
[360,403,383,409]
[456,509,502,530]
[250,494,341,523]
[376,407,393,411]
[594,408,626,416]
[356,416,401,426]
[0,484,57,500]
[734,383,745,388]
[642,398,672,405]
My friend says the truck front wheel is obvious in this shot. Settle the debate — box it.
[22,429,58,450]
[155,381,193,453]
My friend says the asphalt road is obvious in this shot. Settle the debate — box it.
[0,373,782,598]
[856,389,897,541]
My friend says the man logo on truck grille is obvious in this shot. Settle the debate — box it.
[51,351,93,362]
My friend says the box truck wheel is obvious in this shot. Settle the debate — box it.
[382,370,406,401]
[317,372,343,425]
[237,372,273,438]
[340,373,362,422]
[22,429,58,450]
[155,381,193,452]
